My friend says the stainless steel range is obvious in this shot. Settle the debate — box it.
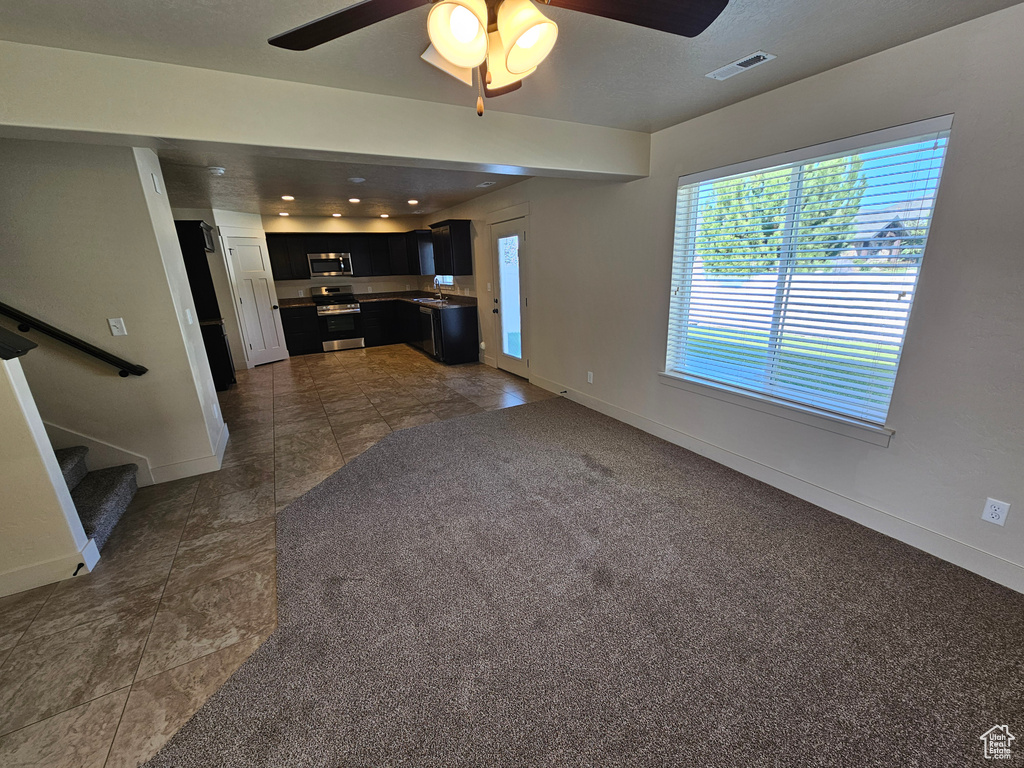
[310,286,363,351]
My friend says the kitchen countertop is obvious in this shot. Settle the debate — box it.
[278,292,477,310]
[356,291,477,308]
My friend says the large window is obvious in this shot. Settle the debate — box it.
[664,118,951,428]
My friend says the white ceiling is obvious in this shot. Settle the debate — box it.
[157,143,526,216]
[0,0,1019,132]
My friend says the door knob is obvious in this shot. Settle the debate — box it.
[492,309,498,314]
[272,305,279,310]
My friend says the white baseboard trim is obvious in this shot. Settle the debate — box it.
[149,422,229,484]
[484,355,496,368]
[0,538,100,598]
[43,422,155,487]
[530,375,1024,595]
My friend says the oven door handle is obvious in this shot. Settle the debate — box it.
[318,308,361,316]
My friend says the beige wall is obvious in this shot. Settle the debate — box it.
[261,215,424,234]
[429,5,1024,590]
[0,139,225,481]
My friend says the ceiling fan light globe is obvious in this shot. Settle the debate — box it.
[449,6,480,44]
[427,0,488,69]
[497,0,557,74]
[483,29,533,92]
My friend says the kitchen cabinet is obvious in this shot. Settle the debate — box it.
[268,232,436,280]
[407,229,434,275]
[369,235,392,276]
[429,219,473,276]
[280,305,321,356]
[266,234,312,281]
[413,303,479,363]
[388,233,410,275]
[359,300,402,347]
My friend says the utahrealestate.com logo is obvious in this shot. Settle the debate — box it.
[979,725,1015,760]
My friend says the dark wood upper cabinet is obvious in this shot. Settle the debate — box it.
[287,236,311,280]
[388,233,409,276]
[429,219,473,276]
[369,234,391,276]
[268,230,442,280]
[266,233,294,281]
[407,229,434,275]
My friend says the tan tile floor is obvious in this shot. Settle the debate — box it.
[0,344,556,767]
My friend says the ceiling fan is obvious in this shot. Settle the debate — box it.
[269,0,729,115]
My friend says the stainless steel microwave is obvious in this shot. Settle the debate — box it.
[307,253,353,277]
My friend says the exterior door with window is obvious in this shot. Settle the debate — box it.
[224,235,288,366]
[491,218,529,378]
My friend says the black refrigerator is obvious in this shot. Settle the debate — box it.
[175,220,236,391]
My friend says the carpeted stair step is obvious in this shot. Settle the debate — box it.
[54,446,90,492]
[70,464,138,552]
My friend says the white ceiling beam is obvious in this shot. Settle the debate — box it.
[0,40,649,181]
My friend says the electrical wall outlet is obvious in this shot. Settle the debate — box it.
[107,317,127,337]
[982,498,1010,526]
[587,371,594,384]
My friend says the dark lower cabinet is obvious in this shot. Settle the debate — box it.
[360,301,402,347]
[280,305,322,356]
[361,300,477,363]
[434,305,479,364]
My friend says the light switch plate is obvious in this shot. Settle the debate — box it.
[185,308,194,325]
[107,317,127,337]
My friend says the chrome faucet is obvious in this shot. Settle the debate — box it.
[433,275,445,302]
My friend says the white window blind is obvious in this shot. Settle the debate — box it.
[665,120,951,427]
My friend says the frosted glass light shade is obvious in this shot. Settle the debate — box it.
[484,30,534,91]
[497,0,557,74]
[427,0,488,69]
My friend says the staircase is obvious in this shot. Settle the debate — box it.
[54,446,138,552]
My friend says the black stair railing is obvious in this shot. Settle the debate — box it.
[0,301,148,377]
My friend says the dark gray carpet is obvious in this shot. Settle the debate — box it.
[146,398,1024,767]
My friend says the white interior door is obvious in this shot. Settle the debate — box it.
[491,218,529,378]
[224,235,288,366]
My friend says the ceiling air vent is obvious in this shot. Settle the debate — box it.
[706,51,776,81]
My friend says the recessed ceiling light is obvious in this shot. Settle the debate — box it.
[407,199,419,205]
[348,177,366,183]
[279,212,290,216]
[332,213,342,217]
[349,198,361,203]
[208,166,226,176]
[380,214,389,218]
[281,195,295,201]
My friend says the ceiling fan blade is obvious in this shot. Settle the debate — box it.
[546,0,729,38]
[269,0,431,50]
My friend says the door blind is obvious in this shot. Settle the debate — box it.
[666,126,950,427]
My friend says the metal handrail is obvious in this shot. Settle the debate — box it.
[0,301,148,377]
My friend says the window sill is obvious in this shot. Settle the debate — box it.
[657,371,894,447]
